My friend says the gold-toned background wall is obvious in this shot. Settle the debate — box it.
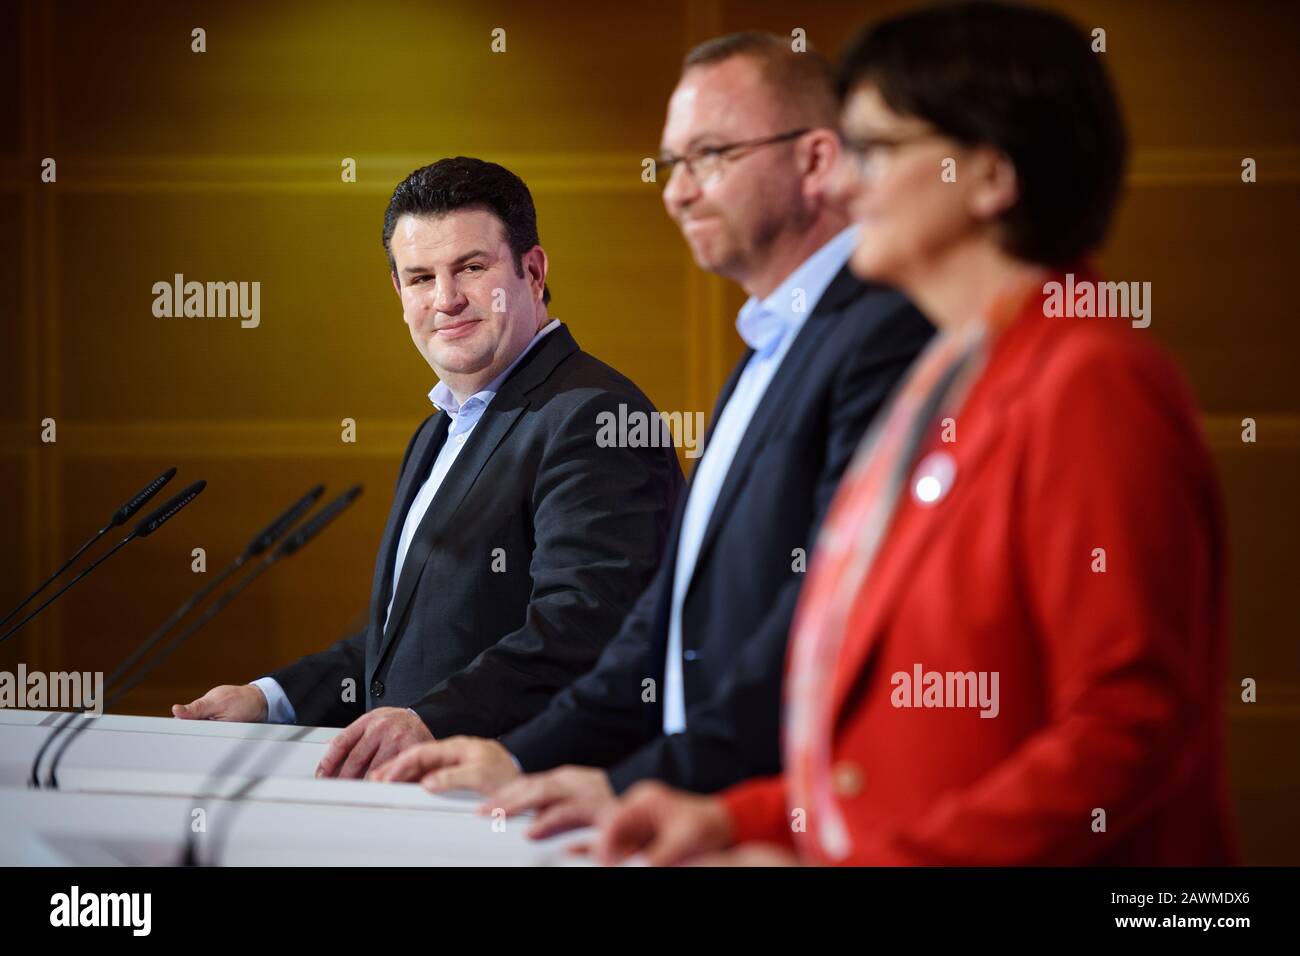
[1,0,1296,862]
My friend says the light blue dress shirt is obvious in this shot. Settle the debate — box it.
[661,226,857,734]
[253,319,561,725]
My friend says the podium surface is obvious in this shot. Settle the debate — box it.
[0,710,587,866]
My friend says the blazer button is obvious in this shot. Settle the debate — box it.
[683,649,698,661]
[831,760,864,798]
[370,679,385,699]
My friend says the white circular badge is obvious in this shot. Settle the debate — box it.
[911,450,956,507]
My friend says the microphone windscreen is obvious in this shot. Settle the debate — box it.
[109,467,178,527]
[243,484,326,557]
[133,480,206,538]
[275,484,362,557]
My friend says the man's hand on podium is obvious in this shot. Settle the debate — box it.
[368,736,520,794]
[172,684,268,723]
[315,707,434,779]
[485,766,615,839]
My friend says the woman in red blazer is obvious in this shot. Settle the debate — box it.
[595,0,1236,866]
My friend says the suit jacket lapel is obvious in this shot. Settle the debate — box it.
[635,326,759,668]
[699,353,750,459]
[368,414,449,639]
[686,268,867,598]
[827,327,1037,721]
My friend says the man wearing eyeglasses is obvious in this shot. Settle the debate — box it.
[371,32,933,836]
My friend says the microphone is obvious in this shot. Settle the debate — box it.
[27,484,326,788]
[0,480,205,645]
[0,467,177,629]
[43,484,363,791]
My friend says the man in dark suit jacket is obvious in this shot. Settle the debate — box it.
[173,158,682,778]
[372,35,933,837]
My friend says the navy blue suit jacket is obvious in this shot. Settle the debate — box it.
[502,270,934,792]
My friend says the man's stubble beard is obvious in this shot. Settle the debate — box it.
[716,189,811,287]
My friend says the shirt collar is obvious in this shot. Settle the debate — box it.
[428,319,561,429]
[736,225,858,357]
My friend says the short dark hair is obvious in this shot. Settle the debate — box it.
[684,31,839,129]
[838,1,1128,267]
[382,157,550,305]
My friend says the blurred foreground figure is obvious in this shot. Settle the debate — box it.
[597,0,1237,867]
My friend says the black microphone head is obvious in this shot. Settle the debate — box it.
[275,484,363,558]
[243,484,326,558]
[133,480,206,538]
[109,467,178,527]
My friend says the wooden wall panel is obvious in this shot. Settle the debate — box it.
[1103,184,1299,414]
[0,192,26,424]
[1229,710,1300,866]
[532,187,692,415]
[54,190,408,423]
[1217,439,1300,681]
[48,0,683,157]
[0,457,36,668]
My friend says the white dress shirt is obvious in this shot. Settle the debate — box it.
[661,227,857,733]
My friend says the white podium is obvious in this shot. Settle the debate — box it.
[0,710,590,866]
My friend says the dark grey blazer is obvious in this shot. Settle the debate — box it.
[270,324,684,733]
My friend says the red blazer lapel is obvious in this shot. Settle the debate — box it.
[826,323,1039,721]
